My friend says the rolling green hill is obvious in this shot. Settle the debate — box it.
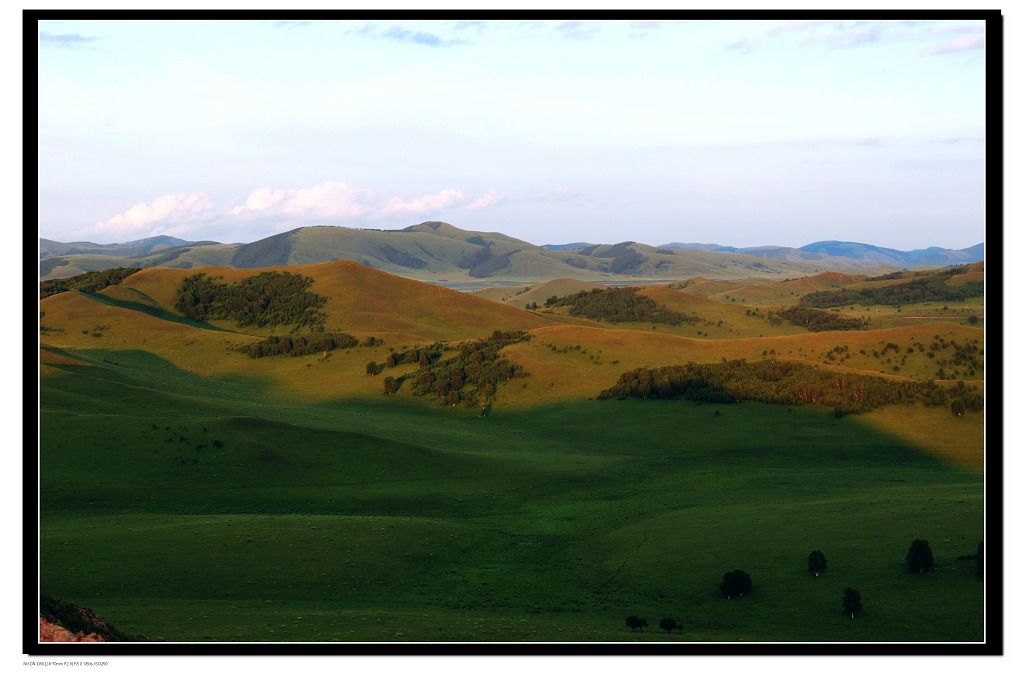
[40,222,908,283]
[36,258,987,645]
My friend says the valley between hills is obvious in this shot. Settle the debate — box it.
[37,226,986,645]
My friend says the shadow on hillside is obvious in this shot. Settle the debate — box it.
[39,347,275,408]
[79,291,238,333]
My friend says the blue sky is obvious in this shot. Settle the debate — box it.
[36,16,988,250]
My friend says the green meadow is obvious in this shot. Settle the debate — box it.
[39,346,984,643]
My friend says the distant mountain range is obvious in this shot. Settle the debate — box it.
[40,235,205,258]
[38,222,983,283]
[660,240,984,268]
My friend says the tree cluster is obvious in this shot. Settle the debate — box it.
[949,380,984,416]
[458,244,493,270]
[544,287,699,325]
[175,271,327,330]
[608,249,647,274]
[800,269,983,308]
[394,331,532,407]
[239,332,359,359]
[468,250,519,278]
[766,306,865,332]
[379,244,427,269]
[40,267,141,299]
[598,358,975,415]
[456,244,521,277]
[623,537,980,631]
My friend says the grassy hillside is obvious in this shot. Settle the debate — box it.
[301,261,556,341]
[669,277,748,297]
[39,351,983,642]
[702,272,871,306]
[36,260,987,644]
[471,279,611,309]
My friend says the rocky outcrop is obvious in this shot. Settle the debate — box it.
[39,617,106,642]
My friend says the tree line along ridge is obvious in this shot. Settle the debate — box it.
[799,267,983,308]
[40,266,141,299]
[598,358,983,416]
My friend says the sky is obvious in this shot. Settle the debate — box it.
[36,15,989,251]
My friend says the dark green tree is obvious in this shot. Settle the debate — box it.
[659,617,680,633]
[365,361,378,376]
[719,570,752,598]
[808,550,827,577]
[435,380,450,399]
[418,353,431,369]
[906,539,934,573]
[842,588,862,618]
[383,376,397,395]
[625,615,647,631]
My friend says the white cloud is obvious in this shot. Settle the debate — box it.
[376,188,468,218]
[231,182,470,223]
[924,34,985,56]
[231,181,373,220]
[467,188,507,210]
[230,187,285,214]
[804,23,882,49]
[94,192,214,238]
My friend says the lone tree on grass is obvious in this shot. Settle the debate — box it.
[659,617,680,633]
[808,550,827,577]
[720,570,752,598]
[625,615,648,631]
[383,376,397,395]
[906,539,934,573]
[842,588,862,618]
[365,360,378,376]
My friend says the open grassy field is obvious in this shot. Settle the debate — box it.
[36,262,987,644]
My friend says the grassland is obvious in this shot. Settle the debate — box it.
[36,262,987,644]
